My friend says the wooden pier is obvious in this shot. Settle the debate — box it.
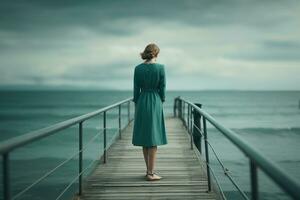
[2,97,298,200]
[78,116,217,200]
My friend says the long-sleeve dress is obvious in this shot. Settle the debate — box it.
[132,62,168,147]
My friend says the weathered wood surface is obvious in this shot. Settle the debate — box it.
[79,116,217,200]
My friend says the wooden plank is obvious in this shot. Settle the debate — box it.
[75,116,217,200]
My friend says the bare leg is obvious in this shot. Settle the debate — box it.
[147,146,161,180]
[142,147,149,173]
[148,146,157,173]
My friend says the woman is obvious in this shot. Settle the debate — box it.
[132,43,168,181]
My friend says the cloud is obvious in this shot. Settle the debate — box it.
[0,0,300,90]
[225,39,300,61]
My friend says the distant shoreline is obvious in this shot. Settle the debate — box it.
[0,86,299,92]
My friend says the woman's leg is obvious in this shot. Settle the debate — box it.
[147,146,161,180]
[148,146,157,173]
[142,147,149,173]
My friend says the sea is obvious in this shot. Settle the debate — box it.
[0,90,299,200]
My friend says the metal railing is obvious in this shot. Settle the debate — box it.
[173,96,300,200]
[0,97,133,200]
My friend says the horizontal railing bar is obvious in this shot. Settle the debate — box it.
[104,118,134,152]
[12,128,106,199]
[0,97,133,154]
[12,149,79,200]
[105,130,123,151]
[177,97,300,200]
[47,125,127,199]
[83,131,104,150]
[206,140,227,172]
[23,122,131,200]
[225,168,250,200]
[206,140,249,200]
[206,163,227,200]
[193,123,204,137]
[57,125,132,199]
[55,154,100,200]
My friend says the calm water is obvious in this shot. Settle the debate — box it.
[0,90,299,200]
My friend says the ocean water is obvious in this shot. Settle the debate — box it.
[0,90,299,200]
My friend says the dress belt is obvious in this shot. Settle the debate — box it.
[141,88,159,92]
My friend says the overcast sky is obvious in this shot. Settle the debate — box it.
[0,0,300,90]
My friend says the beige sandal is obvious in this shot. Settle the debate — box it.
[146,172,162,181]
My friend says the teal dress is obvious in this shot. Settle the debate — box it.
[132,62,168,147]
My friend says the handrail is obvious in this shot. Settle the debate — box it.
[0,97,132,154]
[0,97,133,200]
[12,125,107,200]
[173,96,300,200]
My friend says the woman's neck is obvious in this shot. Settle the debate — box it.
[144,58,156,64]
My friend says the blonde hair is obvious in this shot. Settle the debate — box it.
[140,43,160,60]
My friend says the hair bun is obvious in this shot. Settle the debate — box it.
[140,43,160,60]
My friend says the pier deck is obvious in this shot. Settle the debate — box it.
[79,116,217,200]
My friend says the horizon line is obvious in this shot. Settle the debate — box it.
[0,88,299,92]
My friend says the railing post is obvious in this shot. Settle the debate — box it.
[183,102,186,127]
[178,99,182,120]
[128,101,130,123]
[182,101,184,122]
[173,98,177,117]
[186,104,190,130]
[3,153,11,200]
[203,117,211,192]
[78,122,83,196]
[190,107,193,134]
[188,104,190,131]
[189,105,193,150]
[250,160,258,200]
[103,111,107,164]
[193,103,202,153]
[119,104,122,139]
[184,102,186,122]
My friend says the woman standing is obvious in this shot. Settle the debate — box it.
[132,43,168,181]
